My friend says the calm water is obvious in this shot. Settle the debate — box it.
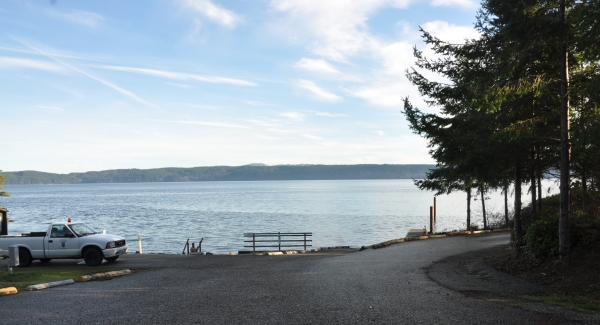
[1,180,558,254]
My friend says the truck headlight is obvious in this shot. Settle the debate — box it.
[106,241,116,249]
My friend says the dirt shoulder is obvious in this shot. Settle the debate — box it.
[426,245,545,298]
[427,244,600,323]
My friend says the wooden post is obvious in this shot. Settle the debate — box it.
[0,208,8,236]
[430,206,434,234]
[278,232,281,251]
[199,238,203,253]
[252,234,256,252]
[137,232,143,254]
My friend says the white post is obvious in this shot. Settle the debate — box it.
[8,245,19,275]
[138,232,143,254]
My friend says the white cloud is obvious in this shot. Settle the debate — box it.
[48,9,104,28]
[167,82,192,88]
[421,20,480,44]
[270,0,411,62]
[181,0,241,28]
[0,57,64,72]
[297,79,342,102]
[256,135,283,140]
[295,58,339,74]
[315,111,348,118]
[351,81,410,107]
[97,65,257,86]
[280,111,305,121]
[302,133,324,140]
[0,46,102,61]
[377,41,416,76]
[166,120,250,129]
[247,118,283,128]
[35,105,65,113]
[245,101,279,107]
[295,57,361,81]
[430,0,477,8]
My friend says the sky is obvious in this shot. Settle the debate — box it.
[1,0,482,174]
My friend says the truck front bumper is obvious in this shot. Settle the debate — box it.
[103,246,128,258]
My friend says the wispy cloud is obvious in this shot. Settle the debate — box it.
[10,36,157,108]
[245,101,278,107]
[350,81,410,107]
[246,118,283,128]
[166,119,250,129]
[181,0,241,28]
[0,46,103,61]
[280,111,305,121]
[47,9,104,28]
[0,57,64,72]
[430,0,477,8]
[256,135,283,140]
[295,58,361,81]
[97,65,257,86]
[295,58,339,74]
[297,79,342,102]
[302,133,324,140]
[314,111,348,118]
[166,82,192,88]
[35,105,65,113]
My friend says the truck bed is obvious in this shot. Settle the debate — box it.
[0,232,46,238]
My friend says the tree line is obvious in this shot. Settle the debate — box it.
[404,0,599,258]
[2,165,435,185]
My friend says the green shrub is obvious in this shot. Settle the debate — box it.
[570,210,600,250]
[523,214,559,259]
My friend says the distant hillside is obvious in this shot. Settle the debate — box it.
[3,164,434,185]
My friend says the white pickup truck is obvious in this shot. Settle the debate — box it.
[0,221,128,267]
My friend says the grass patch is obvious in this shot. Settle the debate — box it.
[0,268,123,291]
[523,295,600,313]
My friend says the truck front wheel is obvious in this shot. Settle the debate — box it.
[83,248,103,266]
[18,248,33,267]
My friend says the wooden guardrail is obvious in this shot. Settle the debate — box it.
[243,232,312,252]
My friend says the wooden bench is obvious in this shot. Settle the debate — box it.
[243,232,312,252]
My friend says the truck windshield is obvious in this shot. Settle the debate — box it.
[68,223,97,237]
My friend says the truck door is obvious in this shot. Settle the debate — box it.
[46,225,79,257]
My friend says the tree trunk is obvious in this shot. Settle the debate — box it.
[467,187,472,231]
[537,145,542,212]
[514,159,522,251]
[582,165,588,212]
[480,187,487,229]
[559,0,571,258]
[504,183,509,228]
[531,146,537,215]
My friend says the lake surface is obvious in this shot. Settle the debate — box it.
[1,179,558,254]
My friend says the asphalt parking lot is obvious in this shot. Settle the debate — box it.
[1,233,597,324]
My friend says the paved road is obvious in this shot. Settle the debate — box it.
[0,233,586,324]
